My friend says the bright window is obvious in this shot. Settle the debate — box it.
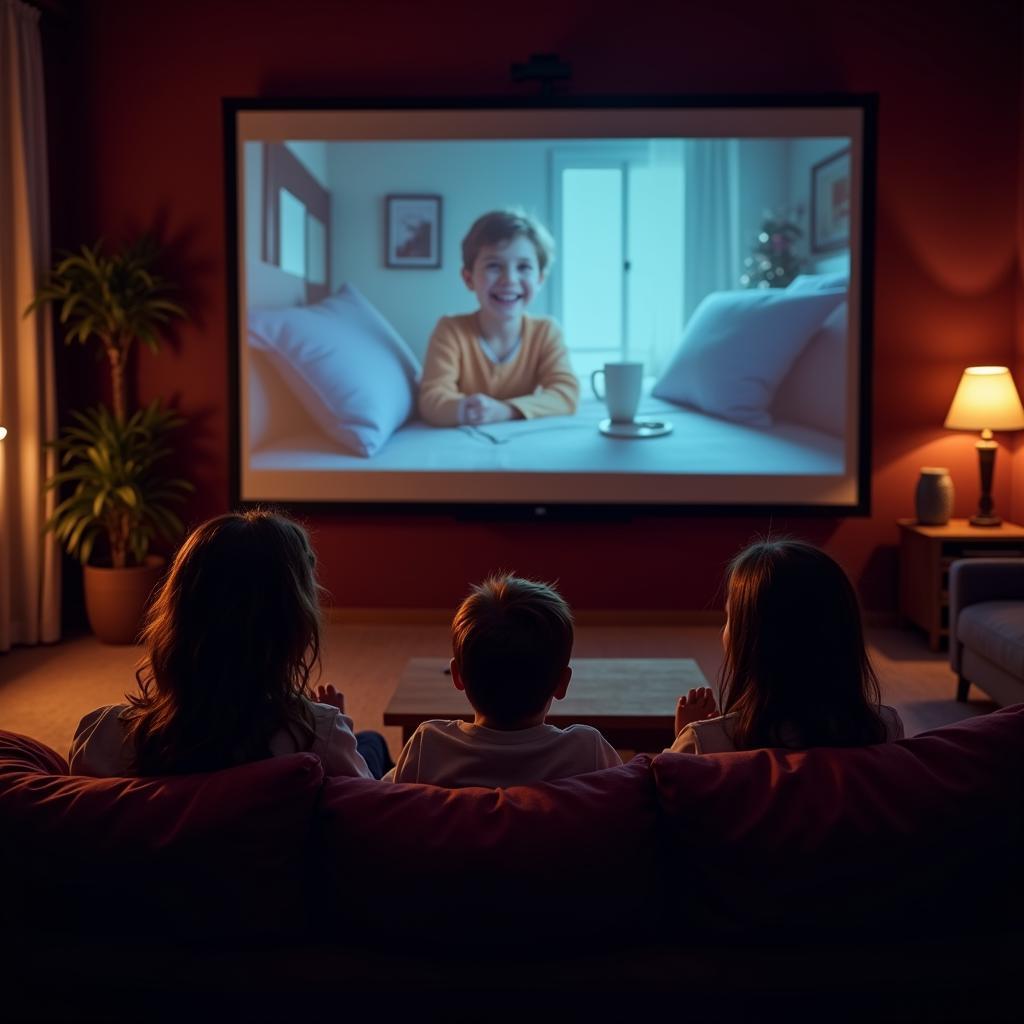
[560,167,624,378]
[279,188,306,278]
[553,142,684,381]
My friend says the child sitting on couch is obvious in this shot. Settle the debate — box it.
[385,573,621,787]
[670,539,904,754]
[69,510,391,779]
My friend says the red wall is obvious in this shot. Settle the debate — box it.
[47,0,1023,612]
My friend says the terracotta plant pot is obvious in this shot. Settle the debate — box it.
[83,555,166,645]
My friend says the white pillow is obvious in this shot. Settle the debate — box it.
[772,302,847,437]
[248,347,322,450]
[788,273,849,293]
[652,289,845,427]
[248,284,421,457]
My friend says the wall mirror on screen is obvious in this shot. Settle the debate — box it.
[227,98,874,513]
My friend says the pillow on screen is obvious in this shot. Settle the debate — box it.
[652,288,845,427]
[772,302,848,436]
[248,283,421,457]
[787,272,849,293]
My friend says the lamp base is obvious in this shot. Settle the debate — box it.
[969,513,1002,527]
[971,438,1000,528]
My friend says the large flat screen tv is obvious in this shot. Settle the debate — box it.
[225,96,874,515]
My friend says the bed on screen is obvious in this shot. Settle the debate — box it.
[249,381,842,475]
[243,277,850,505]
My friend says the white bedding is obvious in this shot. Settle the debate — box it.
[242,275,857,505]
[243,372,851,503]
[252,391,842,474]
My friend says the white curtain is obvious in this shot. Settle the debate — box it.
[634,139,685,376]
[0,0,60,650]
[638,139,741,376]
[681,139,741,324]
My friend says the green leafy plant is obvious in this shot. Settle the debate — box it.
[27,239,186,421]
[45,402,193,568]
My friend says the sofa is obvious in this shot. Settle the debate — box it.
[950,558,1024,706]
[2,708,1023,1020]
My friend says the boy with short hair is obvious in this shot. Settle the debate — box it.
[417,209,580,427]
[385,574,621,787]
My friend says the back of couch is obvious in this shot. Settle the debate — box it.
[312,754,667,949]
[0,732,324,941]
[653,704,1024,939]
[4,706,1023,948]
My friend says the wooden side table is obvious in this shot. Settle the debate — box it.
[897,518,1024,650]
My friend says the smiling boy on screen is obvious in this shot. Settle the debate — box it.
[418,210,580,427]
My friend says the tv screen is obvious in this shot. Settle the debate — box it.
[225,97,873,514]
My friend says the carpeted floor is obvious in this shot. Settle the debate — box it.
[0,621,995,761]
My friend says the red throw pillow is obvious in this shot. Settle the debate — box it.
[0,730,324,940]
[314,756,666,947]
[652,706,1024,937]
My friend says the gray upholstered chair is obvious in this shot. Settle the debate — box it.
[948,558,1024,705]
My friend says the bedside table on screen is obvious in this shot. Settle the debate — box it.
[897,518,1024,650]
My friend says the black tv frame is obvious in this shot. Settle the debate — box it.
[224,93,876,521]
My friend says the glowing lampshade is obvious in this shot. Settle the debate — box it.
[944,366,1024,432]
[944,366,1024,527]
[0,426,7,441]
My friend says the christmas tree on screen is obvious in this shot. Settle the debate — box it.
[740,209,805,289]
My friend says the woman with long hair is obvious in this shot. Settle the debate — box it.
[670,539,903,754]
[70,510,389,778]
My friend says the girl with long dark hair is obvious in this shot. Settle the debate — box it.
[70,510,389,777]
[670,540,903,754]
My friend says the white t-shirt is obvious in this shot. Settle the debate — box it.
[68,700,373,778]
[384,719,622,788]
[667,704,905,755]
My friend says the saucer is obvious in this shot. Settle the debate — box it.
[599,418,673,439]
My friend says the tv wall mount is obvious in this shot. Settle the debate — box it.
[510,53,572,96]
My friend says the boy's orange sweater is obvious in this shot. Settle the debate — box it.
[418,313,580,427]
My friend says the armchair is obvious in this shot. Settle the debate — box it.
[948,558,1024,705]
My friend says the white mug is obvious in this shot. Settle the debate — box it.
[591,362,643,423]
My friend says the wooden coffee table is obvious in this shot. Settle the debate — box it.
[383,657,709,752]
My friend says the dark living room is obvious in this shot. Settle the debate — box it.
[1,0,1022,1018]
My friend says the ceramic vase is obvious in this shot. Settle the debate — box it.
[915,467,954,526]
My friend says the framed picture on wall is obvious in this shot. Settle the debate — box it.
[386,194,442,268]
[811,147,851,253]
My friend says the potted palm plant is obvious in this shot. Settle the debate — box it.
[30,239,192,643]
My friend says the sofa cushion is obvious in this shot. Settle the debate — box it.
[652,706,1024,938]
[314,756,666,947]
[771,302,847,436]
[652,288,844,427]
[958,601,1024,679]
[0,730,69,774]
[248,282,421,457]
[0,730,324,939]
[248,345,322,450]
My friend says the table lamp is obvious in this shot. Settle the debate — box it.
[943,366,1024,526]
